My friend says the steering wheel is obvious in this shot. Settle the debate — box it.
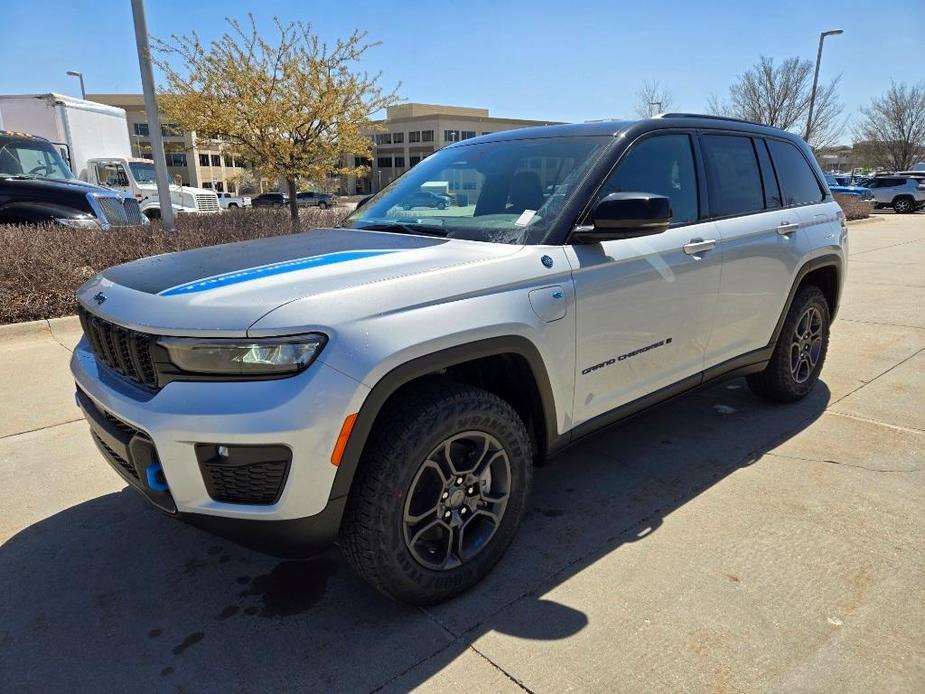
[28,164,54,175]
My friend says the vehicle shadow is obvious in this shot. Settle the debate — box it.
[0,377,830,692]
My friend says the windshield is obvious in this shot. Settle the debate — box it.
[0,135,74,181]
[345,136,611,244]
[129,161,157,184]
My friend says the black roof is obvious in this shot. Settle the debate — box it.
[454,113,803,147]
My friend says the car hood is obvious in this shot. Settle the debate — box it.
[76,228,523,336]
[0,176,111,197]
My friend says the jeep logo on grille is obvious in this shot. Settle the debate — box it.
[93,292,107,305]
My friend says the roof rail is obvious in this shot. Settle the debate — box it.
[655,112,767,127]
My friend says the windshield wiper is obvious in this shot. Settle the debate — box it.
[356,222,448,238]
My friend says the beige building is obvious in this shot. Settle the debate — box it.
[344,103,561,195]
[87,93,252,194]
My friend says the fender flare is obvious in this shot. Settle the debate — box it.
[328,335,559,502]
[769,253,843,347]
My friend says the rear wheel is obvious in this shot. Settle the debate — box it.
[747,285,830,402]
[318,201,328,209]
[340,381,532,605]
[893,196,914,214]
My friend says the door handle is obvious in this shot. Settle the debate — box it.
[682,238,716,255]
[777,221,800,235]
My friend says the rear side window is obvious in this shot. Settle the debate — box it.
[702,135,764,217]
[596,133,699,225]
[766,139,824,206]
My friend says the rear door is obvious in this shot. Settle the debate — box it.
[567,131,722,425]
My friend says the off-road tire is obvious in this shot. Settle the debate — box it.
[340,380,532,605]
[747,285,830,402]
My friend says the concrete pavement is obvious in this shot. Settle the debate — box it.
[1,213,923,692]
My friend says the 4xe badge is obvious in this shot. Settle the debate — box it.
[93,292,107,305]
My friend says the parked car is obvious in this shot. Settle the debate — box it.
[296,191,337,209]
[217,192,251,209]
[71,114,845,604]
[859,176,925,213]
[401,190,451,210]
[251,192,288,208]
[0,130,147,228]
[824,174,874,200]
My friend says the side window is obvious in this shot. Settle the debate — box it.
[755,139,783,208]
[595,133,698,225]
[766,139,824,206]
[701,134,764,217]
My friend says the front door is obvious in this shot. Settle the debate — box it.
[566,132,722,426]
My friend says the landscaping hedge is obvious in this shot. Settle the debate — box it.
[0,207,345,324]
[833,193,872,221]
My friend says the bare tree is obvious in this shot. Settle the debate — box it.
[634,81,676,118]
[854,81,925,171]
[708,56,844,148]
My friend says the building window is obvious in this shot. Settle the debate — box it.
[210,154,221,167]
[421,130,434,142]
[377,156,392,168]
[202,182,212,189]
[215,181,224,192]
[354,156,371,168]
[409,131,421,143]
[198,153,209,166]
[461,131,476,140]
[394,156,405,168]
[392,132,404,144]
[444,130,460,142]
[409,155,421,167]
[374,133,392,145]
[133,122,149,137]
[165,152,187,167]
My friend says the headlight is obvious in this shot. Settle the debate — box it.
[159,334,326,376]
[56,216,102,229]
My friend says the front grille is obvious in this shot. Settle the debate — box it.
[203,461,290,505]
[78,306,158,389]
[95,196,145,227]
[92,431,139,480]
[195,194,220,213]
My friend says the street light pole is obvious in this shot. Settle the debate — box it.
[66,71,86,100]
[130,0,176,231]
[805,29,844,144]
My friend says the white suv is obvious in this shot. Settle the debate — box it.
[71,114,846,604]
[862,175,925,213]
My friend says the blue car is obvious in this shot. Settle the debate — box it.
[824,174,873,199]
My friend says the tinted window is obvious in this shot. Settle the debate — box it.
[755,139,782,208]
[596,134,698,224]
[767,139,824,206]
[702,135,764,217]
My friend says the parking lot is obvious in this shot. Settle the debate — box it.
[1,212,923,692]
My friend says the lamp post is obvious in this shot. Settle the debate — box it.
[805,29,843,143]
[66,71,86,99]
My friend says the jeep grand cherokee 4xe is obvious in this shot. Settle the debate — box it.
[71,114,846,604]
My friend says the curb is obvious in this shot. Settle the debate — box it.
[0,315,80,341]
[846,216,884,226]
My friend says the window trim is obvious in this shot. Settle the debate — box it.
[576,128,704,230]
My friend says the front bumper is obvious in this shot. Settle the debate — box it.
[71,336,369,550]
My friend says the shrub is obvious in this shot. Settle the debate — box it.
[0,207,345,324]
[833,193,872,221]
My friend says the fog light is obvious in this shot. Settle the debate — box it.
[217,445,230,458]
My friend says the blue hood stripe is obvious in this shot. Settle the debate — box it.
[158,249,400,296]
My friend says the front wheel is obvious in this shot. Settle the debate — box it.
[747,285,830,402]
[340,381,532,605]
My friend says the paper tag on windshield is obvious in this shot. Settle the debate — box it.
[514,209,536,226]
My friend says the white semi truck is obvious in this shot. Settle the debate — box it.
[0,93,219,218]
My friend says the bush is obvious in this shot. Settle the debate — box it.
[833,193,872,221]
[0,207,346,324]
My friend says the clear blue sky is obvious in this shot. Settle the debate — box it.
[2,0,922,143]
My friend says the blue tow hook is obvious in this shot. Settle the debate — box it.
[146,463,169,492]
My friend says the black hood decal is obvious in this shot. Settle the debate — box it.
[102,228,447,295]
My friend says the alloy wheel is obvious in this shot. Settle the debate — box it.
[790,306,823,384]
[402,431,511,570]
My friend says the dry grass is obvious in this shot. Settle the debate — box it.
[0,207,345,324]
[833,193,872,221]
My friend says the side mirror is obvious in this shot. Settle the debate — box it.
[572,192,672,243]
[356,194,375,210]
